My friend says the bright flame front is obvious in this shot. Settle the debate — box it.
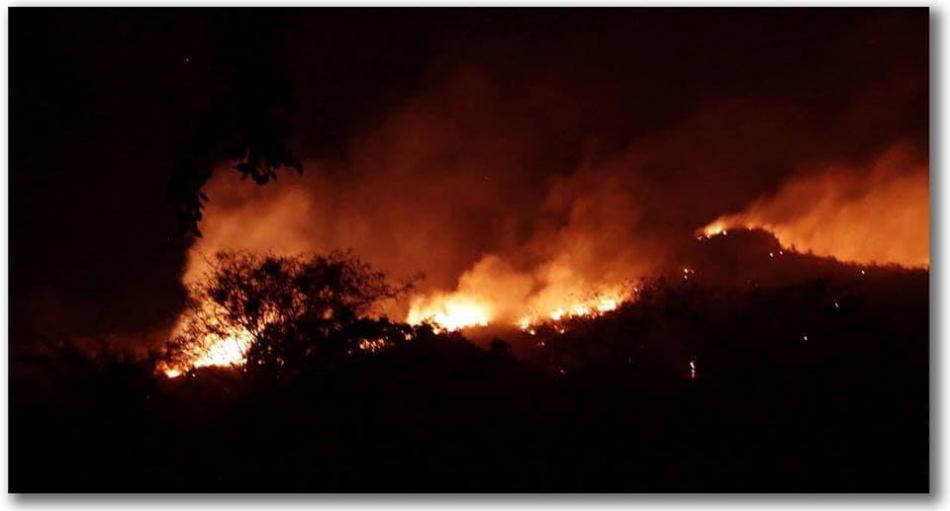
[160,326,254,378]
[406,287,628,333]
[406,294,492,332]
[191,328,254,369]
[516,290,626,331]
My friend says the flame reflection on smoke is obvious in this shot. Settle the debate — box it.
[700,144,928,268]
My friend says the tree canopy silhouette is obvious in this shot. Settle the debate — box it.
[168,12,303,237]
[164,251,414,377]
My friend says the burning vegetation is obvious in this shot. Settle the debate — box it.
[10,8,930,493]
[166,136,928,375]
[161,247,636,374]
[164,138,928,376]
[17,227,929,491]
[159,251,414,377]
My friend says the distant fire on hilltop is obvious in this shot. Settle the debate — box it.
[405,283,628,334]
[161,145,928,376]
[157,78,927,377]
[700,144,929,269]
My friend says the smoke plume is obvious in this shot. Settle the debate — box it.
[185,14,928,330]
[704,143,929,267]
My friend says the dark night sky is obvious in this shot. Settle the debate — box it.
[10,8,928,351]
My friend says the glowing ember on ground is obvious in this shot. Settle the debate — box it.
[358,338,388,352]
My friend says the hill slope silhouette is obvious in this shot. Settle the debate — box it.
[11,230,928,492]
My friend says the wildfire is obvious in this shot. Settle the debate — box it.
[405,287,627,333]
[159,292,261,378]
[515,291,626,331]
[597,298,619,312]
[406,294,492,333]
[700,221,728,238]
[697,144,928,268]
[160,326,254,378]
[191,329,254,368]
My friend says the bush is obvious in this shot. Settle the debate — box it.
[163,250,414,377]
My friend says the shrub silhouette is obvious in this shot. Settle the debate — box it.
[13,234,930,491]
[164,250,413,377]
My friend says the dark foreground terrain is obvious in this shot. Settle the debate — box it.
[11,231,929,492]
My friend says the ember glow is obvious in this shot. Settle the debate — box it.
[358,338,388,353]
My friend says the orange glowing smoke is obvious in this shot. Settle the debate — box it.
[167,69,663,346]
[404,254,524,331]
[404,251,632,332]
[700,144,929,268]
[158,62,927,368]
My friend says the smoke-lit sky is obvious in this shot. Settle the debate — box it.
[11,9,928,349]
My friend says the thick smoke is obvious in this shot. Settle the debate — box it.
[188,100,926,329]
[186,12,928,328]
[704,143,929,268]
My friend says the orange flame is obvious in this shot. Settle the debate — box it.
[406,294,492,333]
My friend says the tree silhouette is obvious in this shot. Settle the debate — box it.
[164,251,414,377]
[168,12,303,238]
